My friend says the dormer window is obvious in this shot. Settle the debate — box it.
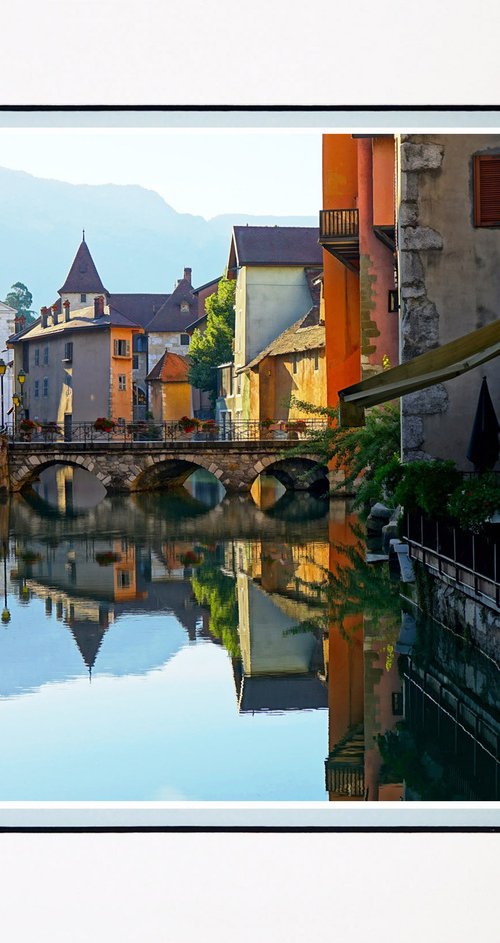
[80,293,87,303]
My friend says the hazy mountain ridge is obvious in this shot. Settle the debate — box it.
[0,166,316,309]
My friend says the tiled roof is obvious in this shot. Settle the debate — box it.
[146,351,190,383]
[192,276,221,295]
[108,293,170,328]
[185,312,207,333]
[146,277,198,333]
[244,306,324,371]
[8,302,140,343]
[231,226,322,267]
[58,239,108,295]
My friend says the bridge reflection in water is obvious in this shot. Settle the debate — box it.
[0,465,497,802]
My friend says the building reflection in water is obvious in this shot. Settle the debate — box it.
[4,465,499,801]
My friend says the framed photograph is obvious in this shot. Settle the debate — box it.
[0,109,498,835]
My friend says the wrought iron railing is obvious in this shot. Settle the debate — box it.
[319,208,359,240]
[5,418,328,445]
[404,509,500,608]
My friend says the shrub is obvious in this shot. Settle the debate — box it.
[447,473,500,533]
[394,460,462,517]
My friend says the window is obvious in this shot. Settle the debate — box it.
[34,348,40,366]
[292,353,298,375]
[43,346,49,365]
[117,570,132,589]
[43,377,48,397]
[180,333,190,346]
[474,155,500,226]
[132,354,139,370]
[63,342,73,362]
[80,293,87,303]
[314,349,319,372]
[113,339,130,357]
[133,335,147,352]
[118,374,127,391]
[34,380,39,399]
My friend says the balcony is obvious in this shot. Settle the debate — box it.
[319,209,360,273]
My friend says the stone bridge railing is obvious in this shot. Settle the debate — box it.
[7,439,329,495]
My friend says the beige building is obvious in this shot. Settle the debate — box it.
[218,227,322,423]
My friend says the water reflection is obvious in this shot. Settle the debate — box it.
[0,467,497,801]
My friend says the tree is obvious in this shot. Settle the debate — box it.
[4,282,36,327]
[188,277,236,404]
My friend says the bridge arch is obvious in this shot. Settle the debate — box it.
[10,455,112,494]
[128,454,226,492]
[258,456,329,493]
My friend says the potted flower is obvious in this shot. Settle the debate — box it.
[201,419,219,438]
[95,551,121,566]
[18,549,42,565]
[94,417,116,434]
[179,549,202,567]
[285,419,307,438]
[19,418,40,441]
[260,417,275,439]
[178,416,199,435]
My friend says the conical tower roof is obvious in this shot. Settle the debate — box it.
[59,234,107,295]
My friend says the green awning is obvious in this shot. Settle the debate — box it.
[339,319,500,410]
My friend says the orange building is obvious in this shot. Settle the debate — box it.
[320,135,398,411]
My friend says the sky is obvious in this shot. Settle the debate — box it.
[0,129,322,219]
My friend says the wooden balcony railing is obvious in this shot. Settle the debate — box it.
[319,209,360,273]
[319,208,359,241]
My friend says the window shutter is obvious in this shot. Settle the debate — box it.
[114,339,118,355]
[474,155,500,226]
[126,340,130,356]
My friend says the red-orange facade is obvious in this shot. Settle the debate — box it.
[322,134,399,409]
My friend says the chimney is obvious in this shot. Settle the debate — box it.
[184,267,192,284]
[94,295,105,319]
[63,300,70,323]
[51,303,59,326]
[40,306,48,329]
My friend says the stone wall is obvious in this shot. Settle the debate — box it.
[398,134,500,466]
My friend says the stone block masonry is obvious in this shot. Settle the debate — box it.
[7,440,328,496]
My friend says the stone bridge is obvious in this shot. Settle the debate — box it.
[7,439,329,495]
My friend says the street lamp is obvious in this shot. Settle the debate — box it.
[12,393,20,435]
[1,541,10,624]
[0,359,6,430]
[17,370,26,422]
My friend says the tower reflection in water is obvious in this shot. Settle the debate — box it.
[3,464,499,801]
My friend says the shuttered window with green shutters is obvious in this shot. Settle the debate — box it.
[474,155,500,226]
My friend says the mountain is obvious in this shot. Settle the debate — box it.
[0,166,316,309]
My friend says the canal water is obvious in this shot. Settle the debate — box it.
[0,466,498,802]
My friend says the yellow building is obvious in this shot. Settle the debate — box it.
[244,276,326,423]
[146,350,192,421]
